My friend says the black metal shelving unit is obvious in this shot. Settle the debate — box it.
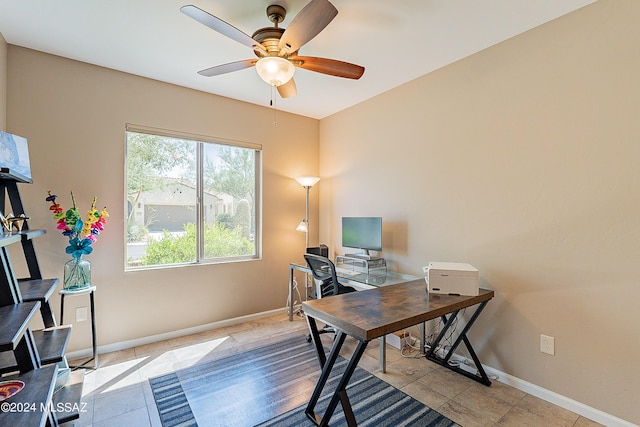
[0,173,84,426]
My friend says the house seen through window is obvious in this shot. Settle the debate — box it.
[125,127,261,269]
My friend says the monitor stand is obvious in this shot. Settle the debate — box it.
[337,254,387,271]
[345,253,373,260]
[344,249,383,261]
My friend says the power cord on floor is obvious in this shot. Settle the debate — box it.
[285,277,303,315]
[398,320,500,381]
[399,328,426,359]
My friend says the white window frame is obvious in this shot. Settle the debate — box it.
[124,123,262,270]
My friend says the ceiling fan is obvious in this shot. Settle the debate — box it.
[180,0,365,98]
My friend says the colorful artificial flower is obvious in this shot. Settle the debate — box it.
[46,191,109,258]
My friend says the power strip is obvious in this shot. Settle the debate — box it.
[401,334,423,350]
[400,335,412,349]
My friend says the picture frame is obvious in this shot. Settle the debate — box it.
[0,130,32,183]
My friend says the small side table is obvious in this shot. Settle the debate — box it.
[59,286,98,370]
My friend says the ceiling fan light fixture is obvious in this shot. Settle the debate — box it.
[255,56,295,87]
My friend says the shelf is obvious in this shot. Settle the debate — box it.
[0,364,58,427]
[16,229,46,240]
[0,302,40,351]
[0,350,16,374]
[32,326,72,365]
[0,233,21,248]
[0,230,45,246]
[0,326,72,373]
[53,369,85,424]
[18,278,59,303]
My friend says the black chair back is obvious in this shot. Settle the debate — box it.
[304,254,355,298]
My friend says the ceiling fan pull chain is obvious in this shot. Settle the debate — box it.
[272,85,278,126]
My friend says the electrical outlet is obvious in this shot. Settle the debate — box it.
[540,334,555,355]
[76,306,88,322]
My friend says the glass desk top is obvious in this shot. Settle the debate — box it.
[290,262,420,289]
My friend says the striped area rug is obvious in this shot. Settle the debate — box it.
[149,334,458,427]
[149,372,198,427]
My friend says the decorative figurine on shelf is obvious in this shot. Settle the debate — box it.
[0,212,10,233]
[46,191,109,291]
[10,213,28,232]
[0,212,28,234]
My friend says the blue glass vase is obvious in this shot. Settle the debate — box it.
[63,256,91,291]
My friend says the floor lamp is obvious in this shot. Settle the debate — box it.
[295,176,320,249]
[295,176,320,303]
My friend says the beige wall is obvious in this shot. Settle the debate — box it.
[5,0,639,423]
[7,47,319,352]
[320,0,639,424]
[0,32,6,129]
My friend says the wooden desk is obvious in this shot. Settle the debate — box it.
[289,262,420,372]
[302,279,494,427]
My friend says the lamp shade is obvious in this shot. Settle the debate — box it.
[255,57,295,87]
[295,176,320,188]
[296,219,308,232]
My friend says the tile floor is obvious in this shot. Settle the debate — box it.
[62,312,604,427]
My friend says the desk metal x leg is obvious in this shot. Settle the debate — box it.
[305,316,368,427]
[425,300,491,386]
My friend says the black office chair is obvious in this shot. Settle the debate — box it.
[304,253,356,342]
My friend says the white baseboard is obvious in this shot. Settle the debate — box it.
[67,308,636,427]
[487,367,636,427]
[448,354,636,427]
[65,307,283,360]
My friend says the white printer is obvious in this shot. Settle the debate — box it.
[423,262,479,296]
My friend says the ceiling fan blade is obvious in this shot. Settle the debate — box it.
[198,59,257,77]
[278,0,338,54]
[181,5,260,50]
[277,78,297,98]
[293,56,364,79]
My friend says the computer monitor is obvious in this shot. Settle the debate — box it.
[341,217,382,256]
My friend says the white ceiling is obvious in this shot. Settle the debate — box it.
[0,0,595,119]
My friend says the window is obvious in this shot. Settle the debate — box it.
[125,125,261,270]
